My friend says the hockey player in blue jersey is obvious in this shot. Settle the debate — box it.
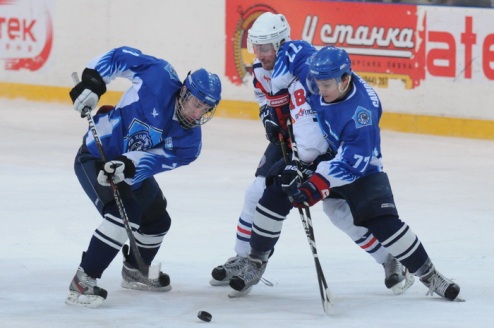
[211,12,413,295]
[231,45,462,302]
[65,46,222,308]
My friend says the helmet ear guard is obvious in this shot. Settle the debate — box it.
[247,12,291,53]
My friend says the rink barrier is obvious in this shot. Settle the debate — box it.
[2,81,493,140]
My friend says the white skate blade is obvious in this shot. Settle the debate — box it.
[209,278,229,286]
[148,262,161,280]
[453,294,466,302]
[65,291,105,308]
[228,286,252,298]
[211,275,273,287]
[391,270,415,295]
[121,280,172,292]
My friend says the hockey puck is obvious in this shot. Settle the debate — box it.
[197,310,212,322]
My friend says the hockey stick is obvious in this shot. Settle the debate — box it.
[283,120,333,314]
[71,72,160,278]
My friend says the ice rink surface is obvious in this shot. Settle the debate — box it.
[1,99,493,327]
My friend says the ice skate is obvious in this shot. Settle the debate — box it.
[210,255,248,286]
[65,267,107,308]
[121,244,171,292]
[228,255,267,297]
[121,260,171,292]
[382,254,414,295]
[420,268,463,302]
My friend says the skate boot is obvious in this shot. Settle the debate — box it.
[210,255,248,286]
[228,255,267,297]
[121,244,171,292]
[65,267,108,308]
[121,261,171,291]
[382,254,414,295]
[420,268,463,301]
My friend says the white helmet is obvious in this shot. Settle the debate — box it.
[247,12,291,53]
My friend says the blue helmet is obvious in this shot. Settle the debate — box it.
[185,68,222,107]
[306,46,352,94]
[177,68,222,128]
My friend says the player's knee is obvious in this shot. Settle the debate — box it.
[258,182,292,217]
[103,196,142,225]
[244,176,266,206]
[141,194,171,234]
[324,199,351,228]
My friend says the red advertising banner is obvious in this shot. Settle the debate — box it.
[0,0,54,71]
[226,1,494,90]
[226,0,426,89]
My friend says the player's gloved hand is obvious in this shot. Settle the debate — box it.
[70,68,107,117]
[259,104,290,145]
[280,163,313,196]
[291,173,331,208]
[97,156,136,186]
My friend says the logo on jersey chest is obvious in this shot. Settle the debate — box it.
[352,106,372,128]
[294,108,313,120]
[125,119,163,152]
[128,131,152,151]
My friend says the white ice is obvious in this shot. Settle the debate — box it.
[1,99,493,328]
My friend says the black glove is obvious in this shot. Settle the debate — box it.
[97,156,136,186]
[280,161,314,196]
[259,104,290,145]
[70,68,107,117]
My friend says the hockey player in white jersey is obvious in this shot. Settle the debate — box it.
[211,12,413,295]
[230,45,462,302]
[65,46,221,308]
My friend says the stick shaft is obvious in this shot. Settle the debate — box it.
[285,118,333,313]
[72,72,149,276]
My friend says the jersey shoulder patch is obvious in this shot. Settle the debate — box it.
[164,63,180,82]
[352,106,372,128]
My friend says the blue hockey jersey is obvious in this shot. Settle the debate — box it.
[83,46,202,186]
[308,73,384,188]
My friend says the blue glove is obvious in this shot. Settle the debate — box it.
[291,173,331,208]
[259,104,290,145]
